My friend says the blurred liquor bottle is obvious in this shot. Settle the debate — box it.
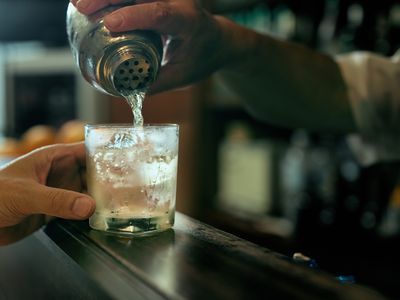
[217,121,282,217]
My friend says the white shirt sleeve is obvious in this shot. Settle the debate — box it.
[336,50,400,165]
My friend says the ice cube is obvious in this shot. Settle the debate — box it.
[106,132,137,149]
[93,148,136,186]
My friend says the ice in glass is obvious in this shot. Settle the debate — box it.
[85,124,179,236]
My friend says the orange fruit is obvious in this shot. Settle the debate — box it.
[20,125,56,154]
[0,137,21,157]
[56,120,86,144]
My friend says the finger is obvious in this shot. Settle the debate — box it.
[39,142,86,170]
[1,143,86,183]
[74,0,137,15]
[16,183,96,221]
[104,2,183,34]
[4,142,86,171]
[42,143,87,188]
[80,168,88,192]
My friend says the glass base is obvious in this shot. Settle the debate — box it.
[89,212,174,237]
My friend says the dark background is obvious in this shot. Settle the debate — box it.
[0,0,69,46]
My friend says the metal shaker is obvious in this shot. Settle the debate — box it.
[66,3,163,97]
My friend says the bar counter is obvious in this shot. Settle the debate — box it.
[0,212,388,299]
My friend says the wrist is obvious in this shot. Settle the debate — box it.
[213,15,260,73]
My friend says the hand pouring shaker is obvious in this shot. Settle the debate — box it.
[66,3,163,97]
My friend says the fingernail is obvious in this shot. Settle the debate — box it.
[76,0,90,10]
[105,13,123,29]
[72,197,94,218]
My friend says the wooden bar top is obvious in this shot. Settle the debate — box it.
[38,212,387,300]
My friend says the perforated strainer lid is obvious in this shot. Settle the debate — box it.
[113,56,153,92]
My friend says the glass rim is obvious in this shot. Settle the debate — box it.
[85,123,179,130]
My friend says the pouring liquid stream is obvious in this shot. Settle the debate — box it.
[121,90,146,127]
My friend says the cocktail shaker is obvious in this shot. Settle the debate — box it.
[66,3,163,97]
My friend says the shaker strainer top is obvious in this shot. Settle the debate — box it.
[113,56,153,92]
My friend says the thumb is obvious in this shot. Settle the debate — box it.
[18,183,96,220]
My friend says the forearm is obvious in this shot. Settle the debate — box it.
[215,16,356,133]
